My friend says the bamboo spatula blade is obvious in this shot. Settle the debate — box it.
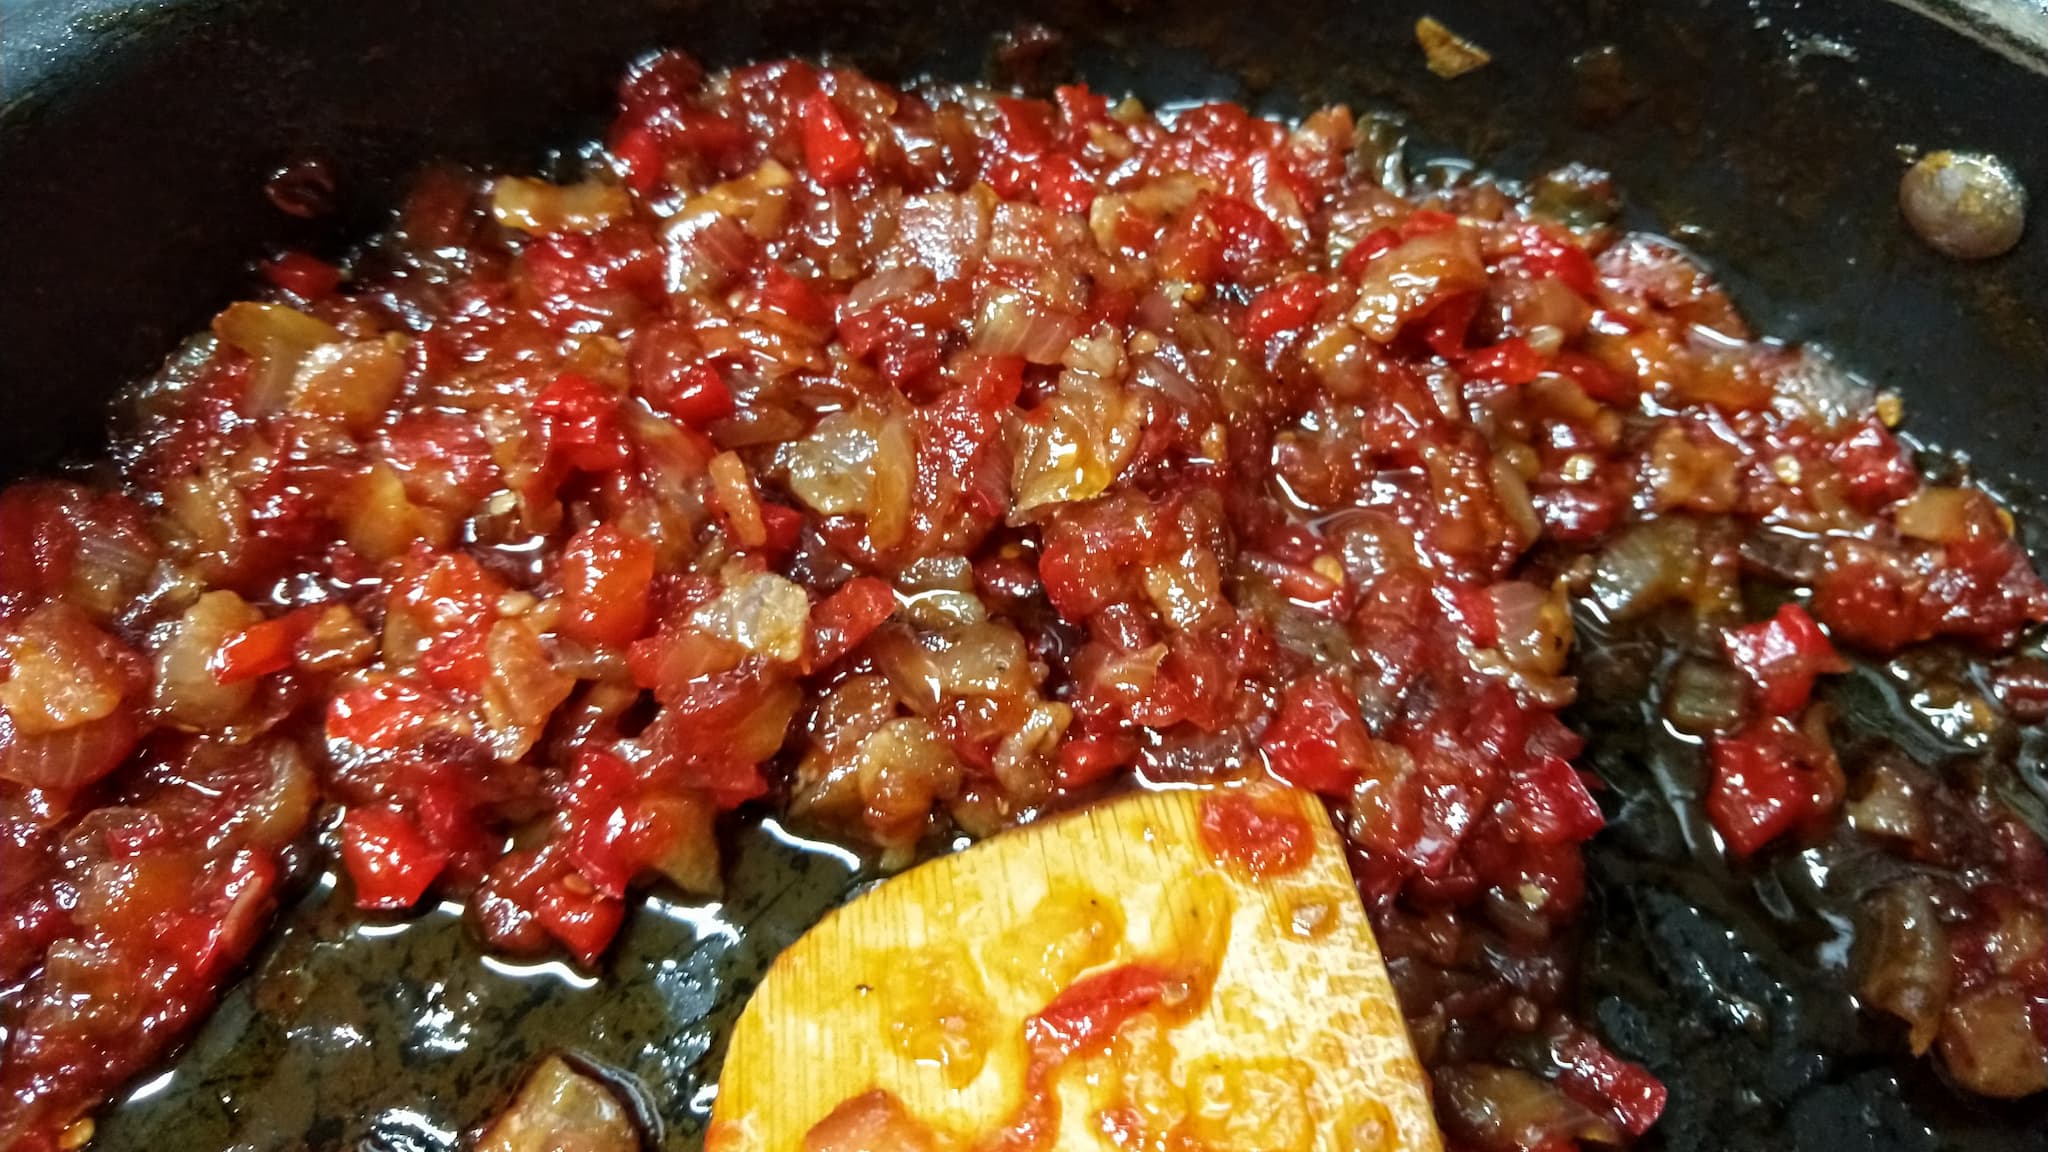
[709,784,1440,1152]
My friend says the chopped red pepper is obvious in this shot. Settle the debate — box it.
[1705,716,1842,858]
[1510,754,1607,845]
[1461,337,1546,384]
[1259,673,1369,795]
[1723,602,1847,716]
[1243,274,1325,351]
[340,806,449,910]
[208,608,315,684]
[801,92,866,187]
[558,524,656,646]
[807,576,896,671]
[260,251,342,300]
[533,372,632,472]
[535,879,626,967]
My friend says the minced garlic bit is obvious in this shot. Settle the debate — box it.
[1416,17,1493,79]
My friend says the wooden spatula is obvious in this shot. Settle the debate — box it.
[708,784,1441,1152]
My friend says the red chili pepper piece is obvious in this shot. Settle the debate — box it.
[536,880,626,967]
[1705,717,1841,857]
[208,608,315,684]
[1340,226,1404,277]
[1509,754,1607,845]
[1024,962,1176,1065]
[1460,337,1546,385]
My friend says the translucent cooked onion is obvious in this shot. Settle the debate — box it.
[154,591,262,731]
[481,619,575,761]
[1938,988,2048,1098]
[491,177,633,234]
[0,706,141,791]
[843,266,932,315]
[219,741,319,850]
[1,604,134,736]
[1859,881,1952,1055]
[784,410,879,516]
[855,717,962,846]
[1894,487,1996,545]
[477,1055,640,1152]
[974,287,1082,364]
[1009,373,1144,516]
[211,301,343,416]
[289,336,408,432]
[1350,227,1488,343]
[688,571,811,665]
[1434,1064,1619,1152]
[1490,579,1573,678]
[643,791,721,896]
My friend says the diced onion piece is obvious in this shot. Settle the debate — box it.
[1894,486,1999,545]
[481,619,574,761]
[290,336,408,432]
[855,717,963,846]
[477,1055,640,1152]
[1,603,133,736]
[784,410,879,516]
[974,288,1082,365]
[1939,988,2048,1098]
[689,571,811,665]
[212,301,344,415]
[1415,16,1492,78]
[490,177,633,234]
[1859,881,1952,1055]
[1009,373,1144,516]
[644,790,722,896]
[155,591,263,731]
[1349,227,1487,343]
[1434,1064,1619,1152]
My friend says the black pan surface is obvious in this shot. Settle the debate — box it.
[2,1,2046,1149]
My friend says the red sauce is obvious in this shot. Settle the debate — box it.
[1197,791,1314,878]
[4,47,2047,1148]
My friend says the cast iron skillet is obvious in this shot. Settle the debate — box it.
[3,1,2047,1150]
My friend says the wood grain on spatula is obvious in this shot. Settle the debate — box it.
[708,784,1441,1152]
